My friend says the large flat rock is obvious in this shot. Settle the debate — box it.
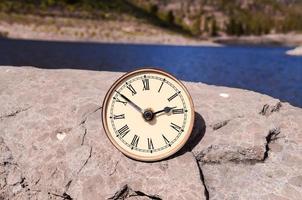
[0,66,301,200]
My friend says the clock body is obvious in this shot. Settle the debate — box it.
[102,68,194,161]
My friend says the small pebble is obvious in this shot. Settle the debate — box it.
[219,93,229,98]
[56,132,66,141]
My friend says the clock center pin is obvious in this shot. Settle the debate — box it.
[143,109,154,121]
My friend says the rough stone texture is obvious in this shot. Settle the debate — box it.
[0,66,301,200]
[286,46,302,56]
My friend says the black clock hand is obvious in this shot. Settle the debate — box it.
[154,106,176,116]
[115,90,144,113]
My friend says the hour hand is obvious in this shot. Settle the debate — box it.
[154,106,176,116]
[115,90,144,113]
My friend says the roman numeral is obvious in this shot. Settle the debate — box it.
[170,122,183,132]
[162,134,171,146]
[117,125,130,138]
[131,134,140,148]
[158,79,165,93]
[147,138,154,151]
[113,114,125,119]
[167,91,180,102]
[142,78,150,90]
[172,108,184,114]
[113,97,127,105]
[126,82,137,96]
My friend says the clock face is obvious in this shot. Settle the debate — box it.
[102,69,194,161]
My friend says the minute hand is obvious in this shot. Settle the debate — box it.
[115,91,144,113]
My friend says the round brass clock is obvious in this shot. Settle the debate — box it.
[102,68,194,161]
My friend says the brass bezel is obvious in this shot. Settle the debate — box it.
[101,68,195,162]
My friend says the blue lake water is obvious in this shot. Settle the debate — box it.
[0,38,301,107]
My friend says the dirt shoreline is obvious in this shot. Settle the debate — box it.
[0,13,220,47]
[214,34,302,47]
[0,13,302,47]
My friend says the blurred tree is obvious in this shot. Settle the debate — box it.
[1,0,302,35]
[211,18,218,36]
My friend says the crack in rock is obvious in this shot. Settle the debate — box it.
[78,105,101,145]
[77,146,92,175]
[62,145,93,196]
[211,119,230,130]
[33,177,40,185]
[50,167,58,178]
[109,159,121,176]
[263,128,281,161]
[108,184,161,200]
[65,180,72,192]
[193,155,209,200]
[80,127,87,146]
[193,127,282,200]
[195,144,264,165]
[210,116,243,131]
[0,106,31,120]
[48,192,73,200]
[259,102,282,116]
[196,128,281,165]
[0,137,33,199]
[79,106,102,126]
[12,176,26,187]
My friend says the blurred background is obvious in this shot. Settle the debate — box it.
[0,0,301,107]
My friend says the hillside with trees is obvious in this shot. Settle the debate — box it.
[1,0,302,37]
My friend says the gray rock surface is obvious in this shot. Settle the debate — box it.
[0,66,301,200]
[286,46,302,56]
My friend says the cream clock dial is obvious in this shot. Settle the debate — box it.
[102,68,194,161]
